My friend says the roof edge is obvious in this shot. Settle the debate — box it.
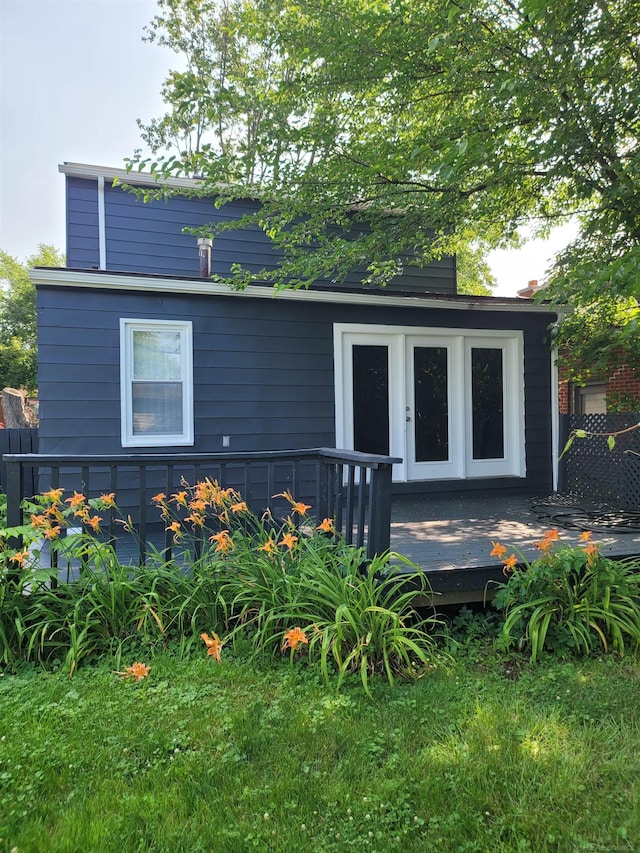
[59,162,205,191]
[30,267,559,314]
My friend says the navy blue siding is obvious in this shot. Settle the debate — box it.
[66,177,456,294]
[37,284,554,496]
[66,178,100,269]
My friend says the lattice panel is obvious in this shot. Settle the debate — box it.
[561,414,640,509]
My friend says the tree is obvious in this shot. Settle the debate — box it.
[456,245,496,296]
[0,245,65,393]
[135,0,310,184]
[133,0,639,321]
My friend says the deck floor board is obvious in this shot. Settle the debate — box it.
[390,493,640,573]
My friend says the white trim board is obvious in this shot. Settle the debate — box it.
[60,161,205,191]
[30,268,557,314]
[120,318,194,448]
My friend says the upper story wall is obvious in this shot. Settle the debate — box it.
[63,166,456,296]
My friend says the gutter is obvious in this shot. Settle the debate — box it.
[30,268,560,315]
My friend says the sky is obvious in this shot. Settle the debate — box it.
[0,0,574,297]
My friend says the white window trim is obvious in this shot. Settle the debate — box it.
[120,318,194,448]
[334,323,526,482]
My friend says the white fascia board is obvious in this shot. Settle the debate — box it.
[30,268,559,314]
[59,162,205,191]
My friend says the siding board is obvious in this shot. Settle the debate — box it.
[37,282,555,494]
[66,177,456,294]
[66,178,99,269]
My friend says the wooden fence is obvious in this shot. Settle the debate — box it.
[558,413,640,508]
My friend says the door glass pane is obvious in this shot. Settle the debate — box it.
[352,345,389,455]
[414,346,448,462]
[471,348,504,459]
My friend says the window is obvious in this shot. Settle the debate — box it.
[120,319,193,447]
[575,382,607,414]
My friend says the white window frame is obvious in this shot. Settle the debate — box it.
[334,323,526,481]
[120,318,194,447]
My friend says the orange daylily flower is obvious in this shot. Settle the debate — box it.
[579,531,593,541]
[99,493,116,508]
[117,662,151,681]
[65,491,86,509]
[584,541,598,561]
[258,537,278,555]
[230,501,249,514]
[490,541,507,559]
[45,504,64,520]
[42,487,64,502]
[152,492,167,504]
[273,489,312,514]
[544,529,560,541]
[209,530,233,552]
[317,518,335,534]
[282,627,308,651]
[10,549,30,566]
[185,513,205,527]
[535,538,553,551]
[188,498,207,512]
[194,480,214,501]
[44,525,62,540]
[201,631,223,662]
[278,533,298,551]
[85,515,102,532]
[171,491,188,506]
[30,513,48,528]
[165,521,182,533]
[502,554,518,574]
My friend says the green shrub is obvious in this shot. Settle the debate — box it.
[492,531,640,661]
[156,483,445,694]
[0,482,444,692]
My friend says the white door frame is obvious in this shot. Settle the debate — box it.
[334,323,526,482]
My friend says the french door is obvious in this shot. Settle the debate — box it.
[335,325,525,481]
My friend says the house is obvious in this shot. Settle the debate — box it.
[30,162,560,501]
[518,280,640,415]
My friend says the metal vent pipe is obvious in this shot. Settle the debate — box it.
[197,237,213,277]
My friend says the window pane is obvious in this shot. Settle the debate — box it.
[471,347,504,459]
[133,330,182,380]
[414,346,448,462]
[132,382,183,435]
[352,345,389,455]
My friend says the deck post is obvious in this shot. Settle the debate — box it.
[5,459,25,583]
[367,462,394,560]
[5,459,24,531]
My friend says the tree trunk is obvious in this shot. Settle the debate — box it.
[2,388,38,428]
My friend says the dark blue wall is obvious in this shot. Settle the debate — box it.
[65,176,456,295]
[66,178,100,269]
[37,282,554,496]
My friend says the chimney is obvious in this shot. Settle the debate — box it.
[197,237,213,277]
[517,279,540,299]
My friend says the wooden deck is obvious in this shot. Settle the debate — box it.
[389,493,640,603]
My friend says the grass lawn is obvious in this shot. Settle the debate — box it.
[0,649,638,852]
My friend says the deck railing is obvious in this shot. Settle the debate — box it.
[0,428,38,494]
[3,448,400,562]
